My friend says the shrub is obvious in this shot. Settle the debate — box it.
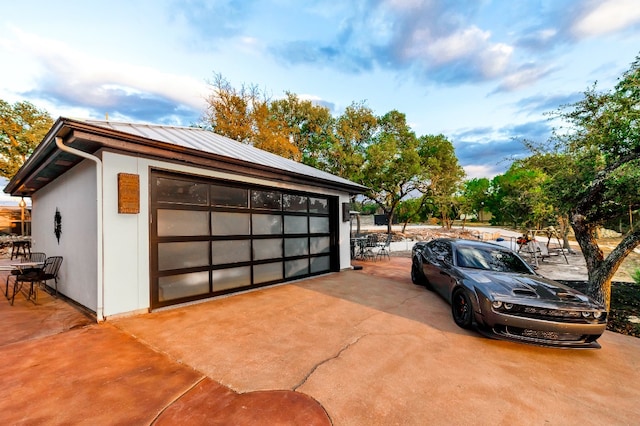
[632,268,640,285]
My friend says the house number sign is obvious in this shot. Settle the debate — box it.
[118,173,140,214]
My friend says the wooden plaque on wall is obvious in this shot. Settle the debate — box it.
[118,173,140,214]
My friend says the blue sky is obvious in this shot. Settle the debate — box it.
[2,0,640,190]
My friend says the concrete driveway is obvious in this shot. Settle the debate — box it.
[2,258,639,424]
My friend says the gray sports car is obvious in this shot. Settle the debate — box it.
[411,238,607,348]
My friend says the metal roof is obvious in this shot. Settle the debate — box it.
[5,117,368,196]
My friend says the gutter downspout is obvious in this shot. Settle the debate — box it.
[55,137,104,322]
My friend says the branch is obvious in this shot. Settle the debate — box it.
[599,227,640,282]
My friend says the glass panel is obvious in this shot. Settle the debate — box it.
[158,242,209,271]
[212,266,251,291]
[284,216,308,234]
[211,185,248,208]
[253,238,282,260]
[283,194,307,212]
[212,240,251,265]
[156,178,208,205]
[285,259,309,278]
[157,210,209,236]
[309,216,329,234]
[310,256,330,273]
[158,271,209,301]
[309,197,328,214]
[251,190,282,210]
[285,238,308,257]
[254,262,283,283]
[212,212,250,235]
[310,237,330,254]
[252,214,282,235]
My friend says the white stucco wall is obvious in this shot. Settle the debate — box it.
[31,160,98,311]
[98,152,355,318]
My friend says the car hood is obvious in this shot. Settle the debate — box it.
[462,270,603,309]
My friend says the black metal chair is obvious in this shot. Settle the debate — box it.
[376,234,392,260]
[363,234,378,261]
[9,269,42,305]
[40,256,63,297]
[4,252,46,298]
[8,256,62,305]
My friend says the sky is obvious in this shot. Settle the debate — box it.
[1,0,640,205]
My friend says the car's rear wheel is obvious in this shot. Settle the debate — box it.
[452,288,473,329]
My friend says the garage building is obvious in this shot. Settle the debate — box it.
[5,118,366,320]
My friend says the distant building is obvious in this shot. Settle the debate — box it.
[5,118,366,320]
[0,206,31,235]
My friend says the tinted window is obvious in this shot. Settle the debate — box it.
[429,240,453,264]
[456,246,532,274]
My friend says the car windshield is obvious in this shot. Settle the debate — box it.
[455,246,532,274]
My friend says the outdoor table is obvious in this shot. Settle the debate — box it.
[10,240,31,260]
[351,237,371,260]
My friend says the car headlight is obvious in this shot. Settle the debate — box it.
[582,311,592,318]
[593,311,604,319]
[492,301,503,309]
[504,303,514,310]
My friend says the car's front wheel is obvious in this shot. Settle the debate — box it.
[411,261,432,289]
[452,288,473,329]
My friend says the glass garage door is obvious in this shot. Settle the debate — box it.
[150,172,338,309]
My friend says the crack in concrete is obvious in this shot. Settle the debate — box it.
[292,334,368,391]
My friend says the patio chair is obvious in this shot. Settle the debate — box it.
[8,256,63,304]
[40,256,63,296]
[9,268,42,305]
[4,252,46,298]
[376,234,392,260]
[363,234,378,261]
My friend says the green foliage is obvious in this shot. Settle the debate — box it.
[0,99,53,179]
[487,163,554,230]
[632,269,640,285]
[396,197,429,224]
[513,53,640,307]
[201,73,466,234]
[461,178,490,219]
[361,110,423,232]
[417,134,465,229]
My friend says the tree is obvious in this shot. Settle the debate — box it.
[488,163,554,230]
[361,110,422,234]
[329,102,377,182]
[461,178,491,221]
[0,99,53,179]
[269,92,336,170]
[417,135,465,230]
[201,74,299,159]
[396,197,429,232]
[540,54,640,308]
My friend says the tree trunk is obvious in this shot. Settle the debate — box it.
[557,214,573,252]
[571,212,640,310]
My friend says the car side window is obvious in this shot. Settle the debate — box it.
[429,241,453,265]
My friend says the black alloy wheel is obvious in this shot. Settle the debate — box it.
[411,260,432,289]
[411,262,425,285]
[452,288,473,329]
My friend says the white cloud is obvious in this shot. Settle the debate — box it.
[498,65,550,92]
[405,25,513,78]
[463,164,502,179]
[572,0,640,38]
[2,28,208,111]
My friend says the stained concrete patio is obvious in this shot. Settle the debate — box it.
[1,257,639,425]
